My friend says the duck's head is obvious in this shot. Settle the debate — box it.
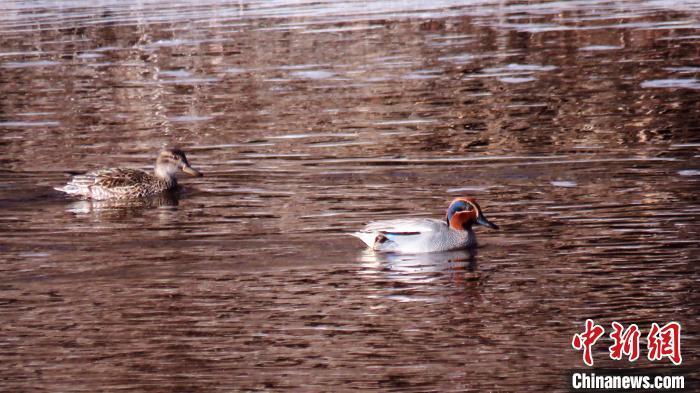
[446,197,499,231]
[155,148,203,179]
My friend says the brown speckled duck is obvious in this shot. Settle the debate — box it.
[55,149,202,200]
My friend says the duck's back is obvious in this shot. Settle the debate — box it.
[56,168,169,200]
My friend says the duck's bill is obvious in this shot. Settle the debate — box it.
[182,165,203,177]
[476,215,499,230]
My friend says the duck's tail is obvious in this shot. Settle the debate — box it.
[349,231,378,248]
[54,184,83,195]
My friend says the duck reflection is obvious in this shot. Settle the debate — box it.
[65,190,180,220]
[358,247,481,288]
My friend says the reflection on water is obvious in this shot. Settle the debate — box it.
[359,248,480,301]
[65,190,180,219]
[1,0,699,391]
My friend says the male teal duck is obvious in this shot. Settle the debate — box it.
[351,197,499,253]
[55,149,202,200]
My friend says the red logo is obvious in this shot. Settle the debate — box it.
[609,322,640,362]
[573,320,682,366]
[572,319,605,366]
[647,322,682,365]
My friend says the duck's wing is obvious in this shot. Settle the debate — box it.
[55,168,151,197]
[362,218,444,234]
[91,168,151,188]
[351,218,445,248]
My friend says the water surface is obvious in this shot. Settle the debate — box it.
[1,0,699,391]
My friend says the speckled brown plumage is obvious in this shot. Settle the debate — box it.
[55,149,201,200]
